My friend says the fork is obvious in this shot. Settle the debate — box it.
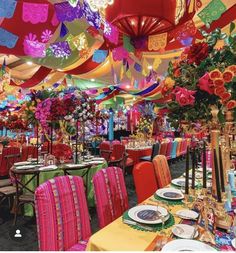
[122,218,155,232]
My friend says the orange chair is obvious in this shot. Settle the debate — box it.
[176,139,182,158]
[152,155,171,188]
[159,142,168,156]
[133,162,158,203]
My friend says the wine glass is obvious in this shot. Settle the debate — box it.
[59,156,65,164]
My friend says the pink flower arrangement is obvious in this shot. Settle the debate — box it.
[173,87,196,106]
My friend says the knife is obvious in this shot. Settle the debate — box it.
[122,218,156,232]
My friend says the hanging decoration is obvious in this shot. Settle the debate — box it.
[123,35,135,52]
[0,28,18,48]
[54,1,83,22]
[197,0,226,25]
[112,46,129,61]
[22,2,49,24]
[50,41,71,59]
[148,33,167,51]
[87,0,114,12]
[60,23,69,38]
[82,0,102,29]
[172,20,197,41]
[92,50,108,63]
[24,40,46,58]
[103,22,119,45]
[67,0,80,8]
[0,0,17,19]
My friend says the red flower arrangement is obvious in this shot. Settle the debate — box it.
[52,143,73,160]
[184,42,209,65]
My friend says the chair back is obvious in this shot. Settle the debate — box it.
[0,147,21,177]
[21,146,28,161]
[151,143,160,160]
[35,176,91,251]
[180,139,187,155]
[170,140,178,159]
[176,140,182,157]
[93,167,129,228]
[27,145,38,158]
[159,142,168,156]
[99,141,111,161]
[133,162,158,203]
[166,141,172,160]
[111,143,125,160]
[152,155,171,188]
[112,140,120,145]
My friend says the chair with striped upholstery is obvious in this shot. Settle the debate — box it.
[165,141,173,160]
[93,167,129,228]
[133,162,158,203]
[158,142,168,156]
[152,155,172,188]
[35,176,91,251]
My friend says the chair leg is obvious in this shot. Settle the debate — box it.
[13,199,19,226]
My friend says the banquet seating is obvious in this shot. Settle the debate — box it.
[180,139,188,156]
[176,139,182,158]
[93,167,129,228]
[140,142,159,162]
[112,140,120,145]
[8,141,22,148]
[170,140,178,159]
[99,141,111,162]
[133,162,158,203]
[35,176,91,251]
[165,141,172,160]
[159,142,168,156]
[0,147,21,177]
[21,145,38,161]
[152,155,171,188]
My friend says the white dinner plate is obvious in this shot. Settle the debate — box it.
[172,224,198,239]
[171,178,188,187]
[14,161,31,166]
[90,160,104,164]
[66,164,83,168]
[183,172,202,179]
[156,188,184,200]
[39,165,57,171]
[92,157,104,161]
[176,209,199,220]
[161,239,216,251]
[15,165,35,170]
[231,238,236,249]
[128,205,169,224]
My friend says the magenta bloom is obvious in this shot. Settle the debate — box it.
[173,87,196,106]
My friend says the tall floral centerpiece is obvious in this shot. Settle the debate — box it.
[161,26,236,129]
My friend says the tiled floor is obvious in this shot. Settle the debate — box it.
[0,158,186,251]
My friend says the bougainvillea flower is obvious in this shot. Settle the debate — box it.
[226,100,236,110]
[222,70,234,83]
[209,69,222,80]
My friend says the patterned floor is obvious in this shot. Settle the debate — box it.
[0,158,186,251]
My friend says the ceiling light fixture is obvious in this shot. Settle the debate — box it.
[91,78,95,82]
[148,65,153,70]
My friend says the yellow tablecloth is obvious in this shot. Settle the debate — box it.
[86,199,183,251]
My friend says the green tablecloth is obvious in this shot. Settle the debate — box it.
[23,162,107,216]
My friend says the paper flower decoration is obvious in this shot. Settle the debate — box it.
[50,41,71,58]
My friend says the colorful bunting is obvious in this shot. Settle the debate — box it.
[112,47,129,61]
[54,1,82,22]
[82,0,101,29]
[0,28,18,48]
[123,35,135,52]
[24,40,46,58]
[104,22,119,45]
[50,41,71,58]
[67,0,79,7]
[72,33,88,51]
[148,33,167,51]
[0,0,17,19]
[92,50,108,63]
[41,29,53,43]
[22,2,49,24]
[153,58,162,71]
[197,0,226,24]
[120,64,124,81]
[134,63,142,73]
[60,23,69,38]
[172,20,197,41]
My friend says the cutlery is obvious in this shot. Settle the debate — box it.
[122,218,155,232]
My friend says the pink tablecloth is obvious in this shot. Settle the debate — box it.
[127,148,152,165]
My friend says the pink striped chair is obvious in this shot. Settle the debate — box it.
[35,176,91,251]
[93,167,129,228]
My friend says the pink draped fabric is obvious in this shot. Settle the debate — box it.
[35,176,91,251]
[93,167,129,228]
[0,147,21,176]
